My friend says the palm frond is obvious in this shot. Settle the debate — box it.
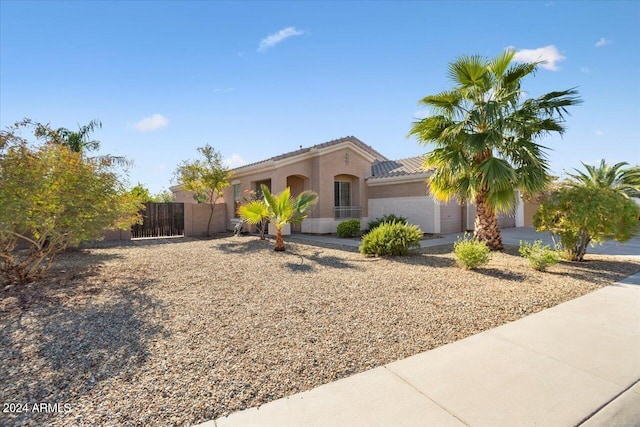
[488,49,516,79]
[448,54,487,88]
[478,157,517,192]
[238,200,269,225]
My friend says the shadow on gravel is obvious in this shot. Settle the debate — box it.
[0,275,167,426]
[473,268,527,281]
[546,259,640,284]
[215,237,273,254]
[2,251,124,312]
[305,251,359,270]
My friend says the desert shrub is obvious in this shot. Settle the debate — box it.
[359,221,422,257]
[1,124,142,284]
[519,240,560,271]
[535,185,640,261]
[337,219,361,238]
[453,234,491,270]
[367,214,408,231]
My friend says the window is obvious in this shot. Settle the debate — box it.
[233,184,241,218]
[334,181,351,207]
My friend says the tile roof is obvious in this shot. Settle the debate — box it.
[369,155,429,179]
[232,136,388,171]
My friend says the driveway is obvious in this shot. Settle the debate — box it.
[497,227,640,257]
[290,227,640,258]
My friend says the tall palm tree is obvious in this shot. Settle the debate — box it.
[33,119,128,166]
[256,184,318,251]
[567,159,640,198]
[409,50,581,250]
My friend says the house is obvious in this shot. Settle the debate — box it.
[173,136,536,235]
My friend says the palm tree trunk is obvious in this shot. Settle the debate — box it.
[473,191,504,251]
[274,227,285,251]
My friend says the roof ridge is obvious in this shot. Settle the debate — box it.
[232,135,387,171]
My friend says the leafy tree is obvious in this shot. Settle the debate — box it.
[0,122,143,284]
[408,49,581,250]
[130,183,155,202]
[130,184,176,203]
[567,159,640,199]
[534,185,640,261]
[154,188,176,203]
[175,145,231,236]
[258,184,318,251]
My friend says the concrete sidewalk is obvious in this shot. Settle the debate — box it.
[200,272,640,427]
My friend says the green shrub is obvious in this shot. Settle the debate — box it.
[359,221,422,257]
[367,214,408,231]
[453,234,491,270]
[337,219,361,238]
[519,240,560,271]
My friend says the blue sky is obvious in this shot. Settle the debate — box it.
[1,0,639,193]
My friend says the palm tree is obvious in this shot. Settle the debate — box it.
[409,50,581,250]
[30,118,129,166]
[255,184,318,251]
[567,159,640,198]
[238,199,270,240]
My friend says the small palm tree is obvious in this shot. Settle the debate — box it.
[567,160,640,199]
[409,49,581,250]
[255,184,318,251]
[238,200,270,240]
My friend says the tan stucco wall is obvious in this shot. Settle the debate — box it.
[184,203,227,236]
[102,229,132,241]
[173,188,199,204]
[523,201,538,227]
[223,143,376,231]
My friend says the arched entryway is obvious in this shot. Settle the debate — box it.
[286,174,310,232]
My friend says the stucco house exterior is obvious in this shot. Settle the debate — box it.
[173,135,535,235]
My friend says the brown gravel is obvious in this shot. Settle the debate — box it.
[1,236,639,426]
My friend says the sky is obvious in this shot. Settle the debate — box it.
[1,0,639,194]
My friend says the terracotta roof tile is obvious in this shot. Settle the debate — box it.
[369,155,429,179]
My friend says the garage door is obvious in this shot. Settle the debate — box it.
[440,199,463,234]
[497,211,516,229]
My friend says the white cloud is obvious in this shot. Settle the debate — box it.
[258,27,305,52]
[596,130,604,136]
[224,153,247,168]
[129,114,169,132]
[595,37,612,47]
[510,45,566,71]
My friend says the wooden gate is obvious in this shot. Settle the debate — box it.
[132,202,184,238]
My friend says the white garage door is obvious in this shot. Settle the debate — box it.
[497,212,516,229]
[440,200,462,234]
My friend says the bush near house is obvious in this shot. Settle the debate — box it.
[519,240,560,271]
[367,214,408,231]
[359,221,422,257]
[337,219,361,238]
[453,234,491,270]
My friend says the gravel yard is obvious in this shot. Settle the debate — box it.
[2,235,639,426]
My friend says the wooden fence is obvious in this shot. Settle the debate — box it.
[131,202,185,239]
